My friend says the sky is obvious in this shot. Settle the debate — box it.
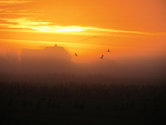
[0,0,166,63]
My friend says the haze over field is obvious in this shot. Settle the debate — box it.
[0,44,165,82]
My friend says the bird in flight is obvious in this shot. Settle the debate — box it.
[75,52,78,56]
[100,54,104,59]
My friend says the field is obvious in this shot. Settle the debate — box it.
[0,74,165,125]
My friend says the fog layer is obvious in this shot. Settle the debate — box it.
[0,45,165,81]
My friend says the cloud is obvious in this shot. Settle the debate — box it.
[1,18,165,36]
[0,0,36,20]
[0,0,165,36]
[0,0,30,4]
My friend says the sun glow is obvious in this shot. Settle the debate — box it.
[1,18,156,36]
[32,26,85,32]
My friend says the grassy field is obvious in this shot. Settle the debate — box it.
[0,74,165,125]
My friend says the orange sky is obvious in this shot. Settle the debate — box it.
[0,0,166,62]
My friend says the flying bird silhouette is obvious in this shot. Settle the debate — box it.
[100,54,104,59]
[75,52,78,56]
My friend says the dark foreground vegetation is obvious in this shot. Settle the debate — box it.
[0,74,165,125]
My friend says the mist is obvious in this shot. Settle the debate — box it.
[0,44,165,83]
